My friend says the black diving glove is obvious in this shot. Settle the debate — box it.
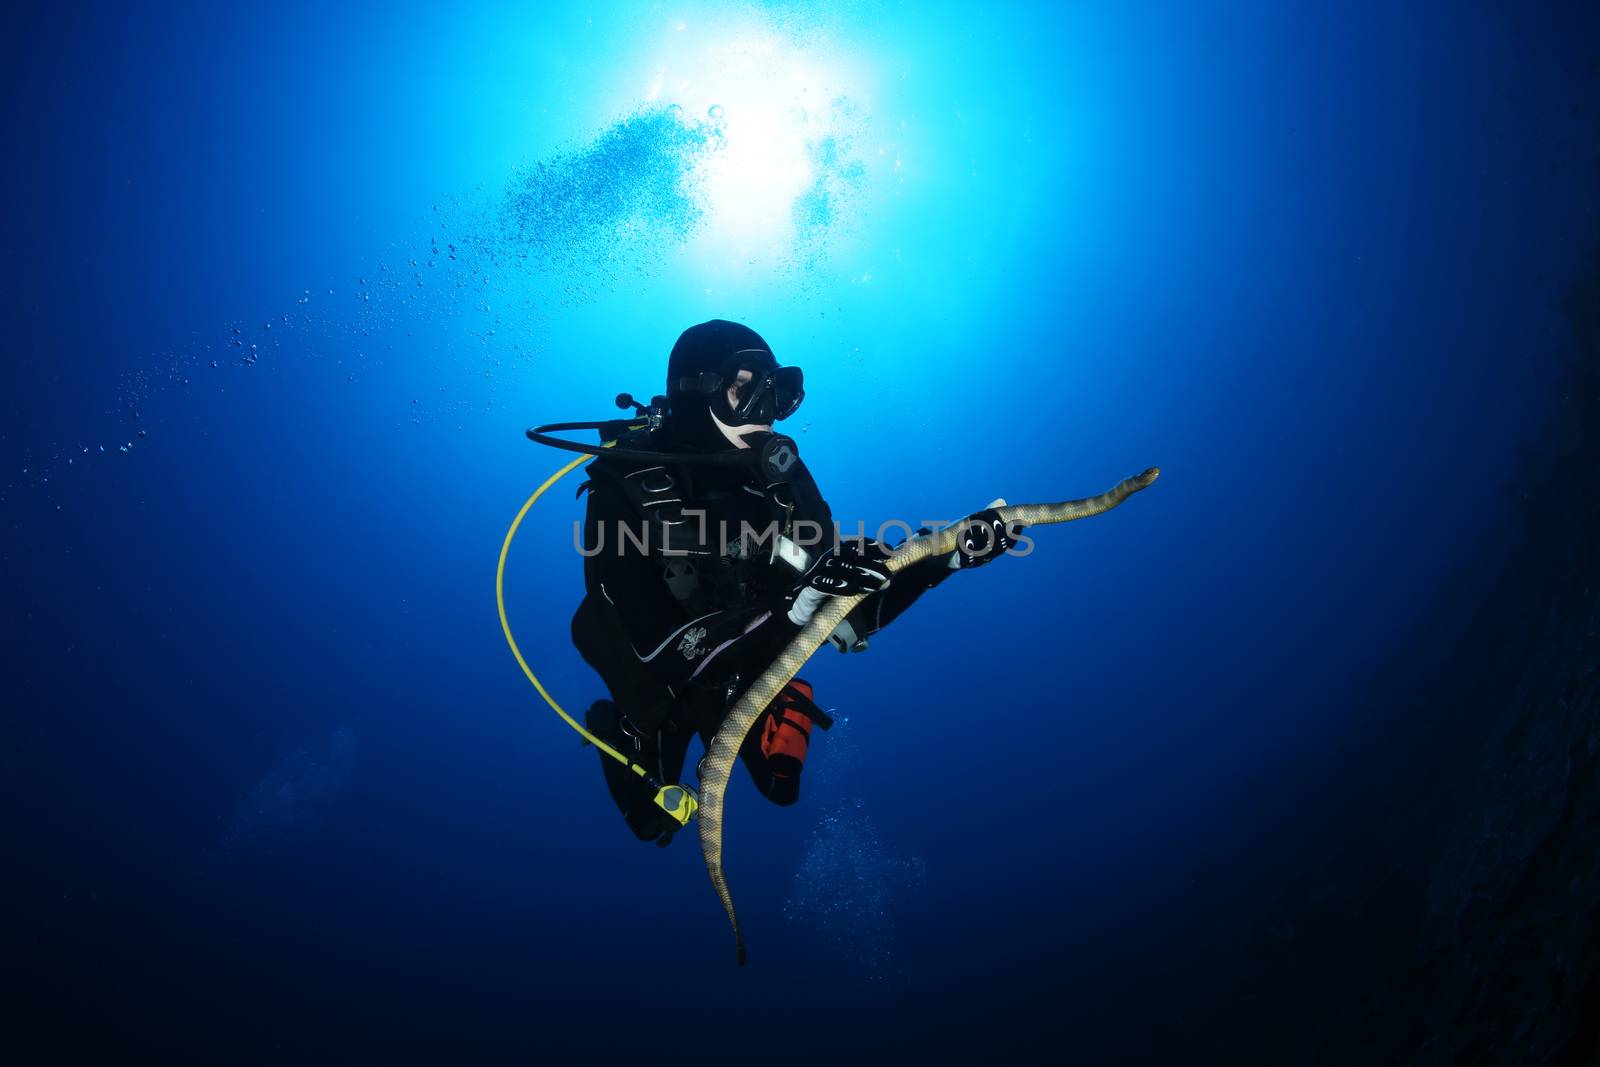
[951,508,1026,570]
[787,538,893,627]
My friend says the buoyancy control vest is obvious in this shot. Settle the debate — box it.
[577,426,835,615]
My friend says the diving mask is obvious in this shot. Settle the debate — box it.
[676,350,805,426]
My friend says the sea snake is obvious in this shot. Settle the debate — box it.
[697,466,1162,964]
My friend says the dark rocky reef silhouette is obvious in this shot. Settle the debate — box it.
[1231,242,1600,1064]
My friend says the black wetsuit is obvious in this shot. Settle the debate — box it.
[570,434,954,843]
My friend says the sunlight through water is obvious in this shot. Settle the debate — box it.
[638,12,876,266]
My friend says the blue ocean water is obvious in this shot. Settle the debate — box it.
[4,1,1597,1061]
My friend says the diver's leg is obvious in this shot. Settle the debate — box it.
[685,683,813,806]
[722,681,824,807]
[586,700,693,845]
[738,710,802,807]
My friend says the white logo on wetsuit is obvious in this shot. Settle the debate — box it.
[677,625,709,661]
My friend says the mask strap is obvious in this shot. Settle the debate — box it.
[675,372,722,395]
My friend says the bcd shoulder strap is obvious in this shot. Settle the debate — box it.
[587,458,718,558]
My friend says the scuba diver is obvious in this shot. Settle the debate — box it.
[556,319,1024,846]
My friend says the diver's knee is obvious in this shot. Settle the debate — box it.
[764,778,801,807]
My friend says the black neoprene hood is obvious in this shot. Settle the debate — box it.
[663,319,780,452]
[665,319,777,396]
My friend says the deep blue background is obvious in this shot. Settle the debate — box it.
[4,1,1597,1061]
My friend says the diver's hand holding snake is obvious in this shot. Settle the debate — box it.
[950,507,1027,570]
[786,538,894,626]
